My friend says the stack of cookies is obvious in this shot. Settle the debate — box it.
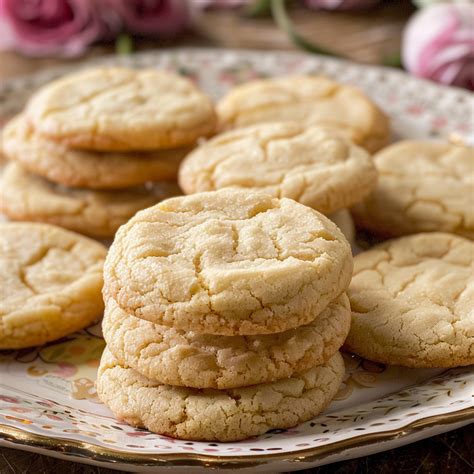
[97,189,353,441]
[0,67,217,239]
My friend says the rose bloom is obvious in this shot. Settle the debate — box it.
[403,3,474,90]
[0,0,116,57]
[106,0,189,37]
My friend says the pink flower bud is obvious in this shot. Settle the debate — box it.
[402,3,474,90]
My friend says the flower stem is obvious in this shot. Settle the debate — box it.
[271,0,336,56]
[116,33,134,55]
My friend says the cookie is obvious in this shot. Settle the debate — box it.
[1,114,187,189]
[25,67,217,151]
[102,293,350,389]
[0,163,181,239]
[178,123,377,215]
[346,233,474,368]
[96,347,344,441]
[103,189,353,335]
[0,222,106,349]
[352,140,474,240]
[217,75,390,153]
[328,209,355,245]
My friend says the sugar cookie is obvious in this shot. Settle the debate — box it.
[217,75,390,153]
[0,222,106,349]
[97,348,345,442]
[26,67,217,151]
[346,233,474,367]
[0,163,180,238]
[2,115,187,189]
[103,189,353,335]
[352,140,473,240]
[178,123,377,214]
[102,293,350,389]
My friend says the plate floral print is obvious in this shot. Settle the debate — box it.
[0,49,472,470]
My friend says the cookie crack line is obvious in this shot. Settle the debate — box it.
[16,267,39,296]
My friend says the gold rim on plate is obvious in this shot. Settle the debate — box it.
[0,407,472,469]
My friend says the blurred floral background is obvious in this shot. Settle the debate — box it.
[0,0,472,90]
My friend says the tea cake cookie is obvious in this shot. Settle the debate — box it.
[179,123,377,215]
[104,189,353,335]
[0,222,106,349]
[346,233,474,367]
[217,75,390,153]
[25,67,217,151]
[97,348,345,441]
[328,209,355,246]
[103,293,350,389]
[2,115,187,189]
[0,163,181,239]
[352,140,474,240]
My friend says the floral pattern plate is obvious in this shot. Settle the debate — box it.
[0,49,472,473]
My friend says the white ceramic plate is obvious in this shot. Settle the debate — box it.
[0,48,472,473]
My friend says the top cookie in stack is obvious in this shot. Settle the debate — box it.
[0,67,217,238]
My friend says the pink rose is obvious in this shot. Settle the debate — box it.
[106,0,189,37]
[305,0,380,10]
[403,3,474,90]
[0,0,115,57]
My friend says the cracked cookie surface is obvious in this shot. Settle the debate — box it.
[102,293,350,389]
[25,67,217,151]
[346,233,474,367]
[103,189,353,335]
[0,163,181,239]
[179,123,377,215]
[96,348,345,441]
[352,140,474,240]
[2,114,187,189]
[0,222,106,349]
[216,75,390,153]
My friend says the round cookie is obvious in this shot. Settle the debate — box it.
[96,348,345,442]
[25,67,217,151]
[178,123,377,215]
[352,140,474,240]
[102,293,350,389]
[103,189,353,335]
[0,163,181,239]
[0,222,106,349]
[346,232,474,368]
[328,209,355,246]
[1,114,188,189]
[217,75,390,153]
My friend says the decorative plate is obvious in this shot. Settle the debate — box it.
[0,49,472,473]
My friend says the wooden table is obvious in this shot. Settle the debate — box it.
[0,4,472,473]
